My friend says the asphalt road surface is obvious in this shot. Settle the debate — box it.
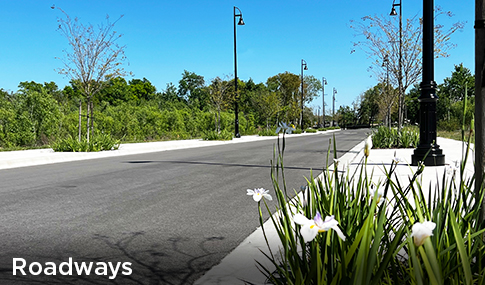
[0,129,369,285]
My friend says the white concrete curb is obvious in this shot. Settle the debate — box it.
[0,130,341,170]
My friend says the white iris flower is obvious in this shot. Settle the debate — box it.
[411,221,436,247]
[247,188,272,202]
[293,212,346,242]
[370,184,385,204]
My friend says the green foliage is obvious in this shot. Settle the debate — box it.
[405,84,420,125]
[437,64,475,130]
[258,127,278,136]
[266,72,301,123]
[358,84,380,125]
[371,126,419,148]
[201,130,233,141]
[337,105,358,127]
[438,117,461,132]
[52,133,120,152]
[292,128,303,134]
[18,88,61,144]
[0,85,62,147]
[178,70,208,109]
[0,62,471,150]
[318,126,340,131]
[305,128,317,133]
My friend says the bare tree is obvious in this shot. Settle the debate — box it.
[378,84,397,128]
[52,6,131,141]
[350,7,465,129]
[209,76,231,133]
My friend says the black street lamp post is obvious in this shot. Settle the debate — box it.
[333,88,337,127]
[300,59,308,129]
[322,77,327,127]
[411,0,445,166]
[390,0,403,130]
[233,6,244,138]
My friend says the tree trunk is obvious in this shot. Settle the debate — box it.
[90,101,94,137]
[78,100,82,142]
[86,98,90,142]
[475,0,485,223]
[217,107,221,133]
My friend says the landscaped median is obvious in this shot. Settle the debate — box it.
[244,127,483,284]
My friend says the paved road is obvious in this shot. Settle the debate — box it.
[0,129,369,284]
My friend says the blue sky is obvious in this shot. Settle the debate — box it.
[0,0,473,112]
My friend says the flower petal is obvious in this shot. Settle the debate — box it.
[247,189,255,195]
[331,225,346,241]
[263,193,273,201]
[300,224,319,242]
[411,221,436,246]
[321,216,339,231]
[293,214,311,226]
[253,193,262,202]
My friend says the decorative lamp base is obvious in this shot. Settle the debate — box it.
[411,144,445,166]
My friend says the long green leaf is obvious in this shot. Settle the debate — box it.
[450,211,472,284]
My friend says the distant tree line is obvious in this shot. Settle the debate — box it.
[336,63,474,131]
[0,71,323,149]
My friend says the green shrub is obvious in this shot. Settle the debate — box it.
[241,113,257,135]
[292,128,303,134]
[400,126,420,148]
[318,127,327,131]
[372,125,419,148]
[52,134,120,152]
[258,128,278,136]
[305,128,317,133]
[438,118,460,132]
[201,130,233,141]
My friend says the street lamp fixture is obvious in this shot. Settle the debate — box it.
[411,0,445,166]
[233,6,245,138]
[390,0,403,130]
[390,6,398,16]
[300,59,308,129]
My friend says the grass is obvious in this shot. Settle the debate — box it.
[438,129,475,143]
[0,145,52,152]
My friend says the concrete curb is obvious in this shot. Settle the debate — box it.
[0,130,341,170]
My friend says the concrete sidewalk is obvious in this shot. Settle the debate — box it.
[194,136,474,285]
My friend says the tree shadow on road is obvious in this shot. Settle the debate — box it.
[125,160,317,171]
